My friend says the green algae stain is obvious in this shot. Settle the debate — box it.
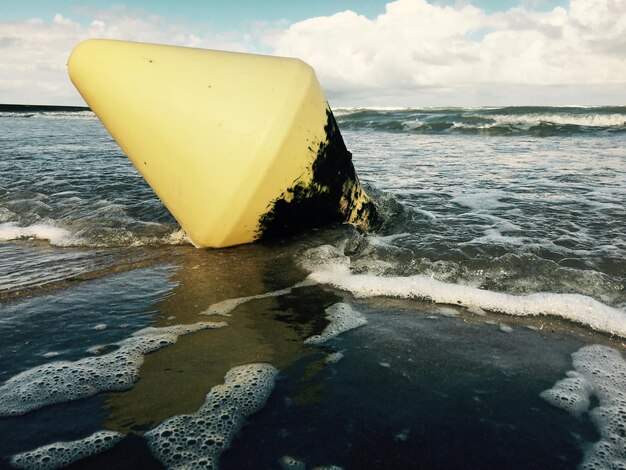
[257,108,378,239]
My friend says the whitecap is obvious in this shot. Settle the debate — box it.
[490,113,626,128]
[0,222,77,246]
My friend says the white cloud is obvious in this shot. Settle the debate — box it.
[0,0,624,105]
[268,0,626,105]
[0,6,261,105]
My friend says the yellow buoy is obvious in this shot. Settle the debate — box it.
[68,39,376,248]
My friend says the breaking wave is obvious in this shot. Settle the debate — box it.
[335,106,626,135]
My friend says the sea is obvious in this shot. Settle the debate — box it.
[0,105,624,469]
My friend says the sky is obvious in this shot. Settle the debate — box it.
[1,0,624,106]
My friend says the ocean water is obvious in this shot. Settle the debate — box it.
[0,106,624,469]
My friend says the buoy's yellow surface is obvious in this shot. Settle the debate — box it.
[68,39,376,248]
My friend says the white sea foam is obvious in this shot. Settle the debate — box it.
[0,322,226,416]
[437,307,460,317]
[394,428,410,442]
[454,113,626,129]
[450,191,511,211]
[0,222,77,246]
[467,306,487,316]
[200,280,315,317]
[279,456,343,470]
[325,351,345,364]
[0,207,16,223]
[145,363,278,470]
[166,228,192,245]
[42,352,61,358]
[37,111,97,121]
[279,455,306,470]
[10,430,123,470]
[541,345,626,469]
[366,233,412,246]
[401,120,424,130]
[0,220,192,248]
[0,111,94,120]
[333,106,410,116]
[304,303,367,345]
[299,245,626,338]
[129,228,193,247]
[201,288,293,317]
[491,113,626,127]
[462,228,526,247]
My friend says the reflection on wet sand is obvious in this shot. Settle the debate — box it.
[103,243,341,434]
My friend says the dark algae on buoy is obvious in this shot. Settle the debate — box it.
[258,108,379,239]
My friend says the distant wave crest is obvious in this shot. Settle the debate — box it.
[335,106,626,135]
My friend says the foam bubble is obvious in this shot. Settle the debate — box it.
[42,352,61,358]
[541,345,626,469]
[304,303,367,345]
[166,228,191,245]
[499,324,513,333]
[301,249,626,338]
[279,455,306,470]
[279,457,343,470]
[145,363,277,470]
[10,430,123,470]
[0,322,226,416]
[0,207,16,223]
[86,345,111,355]
[325,352,345,364]
[394,428,410,442]
[299,245,351,273]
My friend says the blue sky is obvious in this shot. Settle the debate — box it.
[0,0,624,106]
[3,0,568,28]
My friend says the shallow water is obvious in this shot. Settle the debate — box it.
[0,107,624,469]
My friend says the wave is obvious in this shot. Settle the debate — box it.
[0,221,191,248]
[0,223,76,246]
[299,244,626,338]
[486,112,625,127]
[4,106,624,132]
[335,106,626,135]
[0,111,97,120]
